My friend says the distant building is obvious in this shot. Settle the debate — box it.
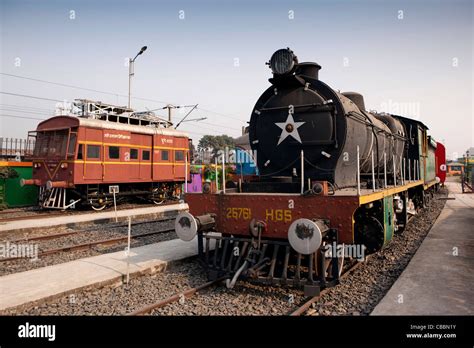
[447,163,464,176]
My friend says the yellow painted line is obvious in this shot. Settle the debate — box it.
[358,180,424,205]
[153,146,189,151]
[79,141,189,151]
[0,161,33,167]
[79,141,150,149]
[72,160,186,166]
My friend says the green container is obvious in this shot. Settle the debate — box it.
[0,162,38,208]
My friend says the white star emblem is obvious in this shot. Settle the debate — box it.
[275,113,305,145]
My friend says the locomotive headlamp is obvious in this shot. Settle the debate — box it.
[60,163,68,169]
[269,48,298,75]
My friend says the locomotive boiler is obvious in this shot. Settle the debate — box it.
[248,48,406,190]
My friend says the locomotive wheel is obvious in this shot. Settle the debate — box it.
[91,202,107,211]
[152,188,168,205]
[354,216,384,253]
[89,191,108,211]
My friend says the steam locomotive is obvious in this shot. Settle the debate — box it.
[176,48,443,295]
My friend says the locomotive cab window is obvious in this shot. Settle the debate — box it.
[130,148,138,160]
[77,144,83,160]
[87,145,100,159]
[175,150,184,161]
[161,150,169,161]
[67,133,77,157]
[109,146,120,159]
[142,150,150,161]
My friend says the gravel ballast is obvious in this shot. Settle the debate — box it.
[1,188,447,316]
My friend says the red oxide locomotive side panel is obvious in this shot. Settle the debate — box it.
[185,193,359,244]
[153,135,189,182]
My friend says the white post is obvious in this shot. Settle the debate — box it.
[222,152,226,194]
[128,59,133,108]
[398,156,404,185]
[384,152,387,188]
[184,151,188,193]
[393,154,397,186]
[408,159,411,182]
[414,160,416,180]
[403,158,406,185]
[371,149,375,192]
[215,157,218,191]
[113,190,118,223]
[356,146,360,195]
[415,160,418,180]
[418,160,421,181]
[126,216,131,285]
[301,150,304,194]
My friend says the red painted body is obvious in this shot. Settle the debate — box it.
[185,193,359,244]
[435,142,446,184]
[29,116,189,188]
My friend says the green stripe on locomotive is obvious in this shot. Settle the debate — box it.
[0,163,38,208]
[383,196,394,246]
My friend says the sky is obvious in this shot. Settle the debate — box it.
[0,0,472,160]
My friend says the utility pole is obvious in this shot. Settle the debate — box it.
[128,46,147,108]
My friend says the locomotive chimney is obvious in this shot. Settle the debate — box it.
[295,62,321,80]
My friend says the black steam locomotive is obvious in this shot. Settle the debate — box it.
[176,48,440,295]
[248,48,408,191]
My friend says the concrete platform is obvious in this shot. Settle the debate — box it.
[372,181,474,315]
[0,236,206,311]
[0,203,188,235]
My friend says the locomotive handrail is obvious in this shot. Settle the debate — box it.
[348,112,406,141]
[259,103,334,112]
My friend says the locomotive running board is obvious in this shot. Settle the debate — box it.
[197,232,341,296]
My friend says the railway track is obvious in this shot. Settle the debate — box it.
[290,256,372,316]
[128,278,226,315]
[0,228,175,262]
[0,208,39,215]
[8,217,176,244]
[127,258,370,316]
[0,212,65,223]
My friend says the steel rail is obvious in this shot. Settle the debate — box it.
[127,278,227,315]
[0,228,174,262]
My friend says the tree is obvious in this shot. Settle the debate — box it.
[197,135,235,163]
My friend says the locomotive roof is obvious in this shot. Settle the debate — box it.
[390,114,429,130]
[36,116,189,138]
